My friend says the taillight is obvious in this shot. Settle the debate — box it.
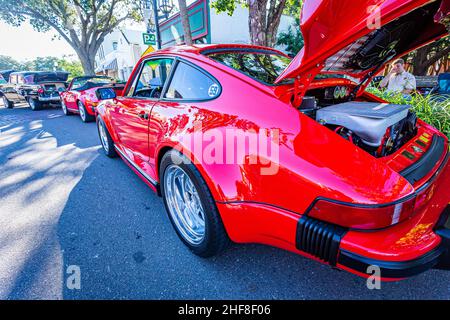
[37,87,44,95]
[307,197,416,230]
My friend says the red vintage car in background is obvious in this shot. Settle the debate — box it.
[60,76,125,122]
[95,0,450,280]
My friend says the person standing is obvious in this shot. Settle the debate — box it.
[380,59,417,95]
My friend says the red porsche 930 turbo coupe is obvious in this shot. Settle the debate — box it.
[60,76,125,122]
[95,0,450,280]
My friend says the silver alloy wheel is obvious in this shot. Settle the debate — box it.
[62,101,68,114]
[164,165,206,245]
[78,102,86,121]
[29,98,35,110]
[98,121,109,153]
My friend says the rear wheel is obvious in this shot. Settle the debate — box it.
[160,150,230,257]
[61,100,72,115]
[78,101,94,123]
[97,117,117,158]
[28,98,41,111]
[2,96,14,109]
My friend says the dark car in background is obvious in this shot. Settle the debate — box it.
[0,71,69,110]
[429,73,450,101]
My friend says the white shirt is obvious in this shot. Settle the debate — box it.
[386,71,416,93]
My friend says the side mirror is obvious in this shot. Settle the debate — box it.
[96,87,117,100]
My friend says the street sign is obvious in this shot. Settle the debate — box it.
[142,45,155,57]
[143,33,156,46]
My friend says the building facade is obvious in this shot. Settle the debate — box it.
[95,29,146,81]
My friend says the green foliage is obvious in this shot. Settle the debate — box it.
[211,0,301,17]
[276,17,304,56]
[0,0,141,33]
[367,87,450,138]
[58,58,84,79]
[210,0,245,16]
[0,55,22,70]
[284,0,303,17]
[0,55,83,79]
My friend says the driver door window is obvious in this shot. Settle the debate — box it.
[130,58,173,99]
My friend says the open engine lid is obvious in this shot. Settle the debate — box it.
[275,0,449,84]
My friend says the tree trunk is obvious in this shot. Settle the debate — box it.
[266,0,287,47]
[411,44,450,76]
[248,0,267,46]
[178,0,193,45]
[76,49,96,76]
[412,47,429,76]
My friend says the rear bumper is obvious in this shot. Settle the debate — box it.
[217,151,450,280]
[338,205,450,279]
[38,96,61,103]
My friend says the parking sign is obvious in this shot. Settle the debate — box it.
[143,33,156,46]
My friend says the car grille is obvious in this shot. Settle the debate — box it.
[295,216,347,266]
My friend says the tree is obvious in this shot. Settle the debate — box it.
[0,55,22,70]
[406,37,450,75]
[0,0,141,75]
[276,17,303,56]
[0,55,84,78]
[211,0,298,47]
[58,57,84,79]
[178,0,193,45]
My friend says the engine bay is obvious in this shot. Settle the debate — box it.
[298,90,418,158]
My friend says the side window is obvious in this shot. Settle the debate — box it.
[10,75,17,84]
[165,62,221,100]
[129,58,173,99]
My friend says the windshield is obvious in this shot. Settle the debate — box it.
[207,51,292,85]
[71,77,115,91]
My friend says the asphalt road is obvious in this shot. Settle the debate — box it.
[0,102,449,300]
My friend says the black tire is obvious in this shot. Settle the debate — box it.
[78,101,94,123]
[160,150,230,257]
[2,96,14,109]
[97,117,117,158]
[61,100,72,115]
[28,98,41,111]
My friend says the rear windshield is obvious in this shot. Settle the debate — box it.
[206,50,292,85]
[34,73,69,83]
[71,77,115,91]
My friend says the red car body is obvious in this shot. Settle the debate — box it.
[96,0,450,280]
[60,76,124,120]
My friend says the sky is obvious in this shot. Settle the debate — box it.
[0,20,148,62]
[0,21,77,61]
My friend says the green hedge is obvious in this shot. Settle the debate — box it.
[366,87,450,139]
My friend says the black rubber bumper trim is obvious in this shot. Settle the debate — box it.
[295,216,347,266]
[338,247,444,279]
[400,135,446,184]
[338,205,450,278]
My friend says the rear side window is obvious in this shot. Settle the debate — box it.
[207,51,292,85]
[164,62,220,100]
